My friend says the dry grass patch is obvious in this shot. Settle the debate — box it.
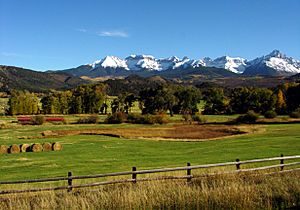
[50,124,251,141]
[0,172,299,209]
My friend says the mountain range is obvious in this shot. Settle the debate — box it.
[1,50,300,92]
[62,50,300,77]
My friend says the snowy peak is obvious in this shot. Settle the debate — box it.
[85,50,300,76]
[248,50,300,74]
[267,49,286,59]
[126,54,160,71]
[89,55,205,71]
[90,56,128,69]
[203,56,247,74]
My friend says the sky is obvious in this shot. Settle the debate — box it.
[0,0,300,71]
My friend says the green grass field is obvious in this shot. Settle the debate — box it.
[0,116,299,181]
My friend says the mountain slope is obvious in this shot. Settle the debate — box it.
[62,56,236,78]
[203,56,247,74]
[243,50,300,76]
[0,65,86,92]
[61,50,300,78]
[158,66,237,79]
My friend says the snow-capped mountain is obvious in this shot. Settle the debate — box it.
[88,55,204,72]
[90,56,128,69]
[63,50,300,77]
[203,56,248,74]
[244,50,300,75]
[203,50,300,75]
[125,55,160,71]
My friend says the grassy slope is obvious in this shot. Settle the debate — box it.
[0,118,299,181]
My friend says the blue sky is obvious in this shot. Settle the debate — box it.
[0,0,299,71]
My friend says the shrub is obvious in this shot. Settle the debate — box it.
[235,110,259,124]
[264,110,277,119]
[289,108,300,118]
[182,114,192,124]
[77,115,99,124]
[31,116,45,125]
[141,114,154,124]
[105,112,127,124]
[151,114,169,124]
[127,113,143,124]
[192,114,207,124]
[289,111,300,118]
[127,113,169,124]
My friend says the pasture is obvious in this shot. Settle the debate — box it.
[0,115,299,182]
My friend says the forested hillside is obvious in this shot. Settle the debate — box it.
[0,65,86,92]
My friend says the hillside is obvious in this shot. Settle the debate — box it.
[289,73,300,81]
[0,65,87,92]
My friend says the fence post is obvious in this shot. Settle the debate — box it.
[132,167,137,183]
[68,171,73,192]
[187,162,192,183]
[236,159,240,170]
[280,154,284,171]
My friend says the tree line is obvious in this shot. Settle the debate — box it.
[6,81,300,116]
[7,84,106,115]
[201,82,300,115]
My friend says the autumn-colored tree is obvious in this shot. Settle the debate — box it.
[276,89,287,114]
[8,90,39,115]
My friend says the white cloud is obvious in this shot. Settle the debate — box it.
[97,30,129,38]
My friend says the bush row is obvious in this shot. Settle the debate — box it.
[105,113,169,124]
[76,115,99,124]
[289,108,300,118]
[182,114,207,124]
[0,142,63,154]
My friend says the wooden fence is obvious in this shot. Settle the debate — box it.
[0,154,299,195]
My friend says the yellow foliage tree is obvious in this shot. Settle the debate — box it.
[276,89,286,113]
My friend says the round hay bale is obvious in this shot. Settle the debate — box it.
[9,144,20,154]
[31,143,43,152]
[0,145,9,154]
[52,142,63,151]
[42,142,52,152]
[20,144,30,152]
[41,130,53,137]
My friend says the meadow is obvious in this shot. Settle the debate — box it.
[0,113,300,209]
[0,115,299,181]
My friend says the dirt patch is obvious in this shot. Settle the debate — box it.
[43,124,254,141]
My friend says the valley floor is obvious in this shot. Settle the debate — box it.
[0,115,299,181]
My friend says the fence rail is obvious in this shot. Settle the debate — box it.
[0,154,299,195]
